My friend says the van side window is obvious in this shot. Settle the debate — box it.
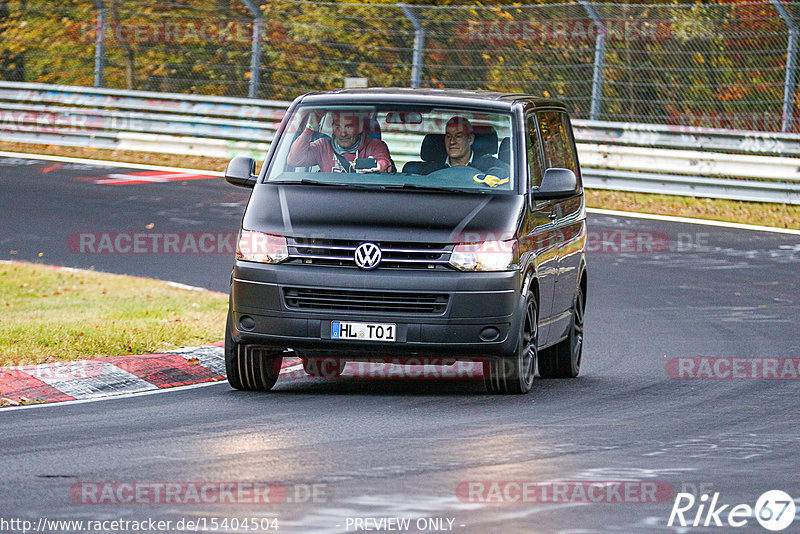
[525,114,544,188]
[537,111,578,176]
[560,112,582,188]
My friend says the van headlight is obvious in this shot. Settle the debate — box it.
[449,239,519,271]
[236,230,289,264]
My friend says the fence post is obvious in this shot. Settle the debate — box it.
[399,3,425,89]
[770,0,798,132]
[241,0,263,98]
[580,0,605,121]
[93,0,105,87]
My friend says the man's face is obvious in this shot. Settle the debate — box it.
[332,113,364,149]
[445,123,474,163]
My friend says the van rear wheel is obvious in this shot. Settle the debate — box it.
[225,320,283,391]
[484,295,537,394]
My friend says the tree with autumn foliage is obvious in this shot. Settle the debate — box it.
[0,0,796,131]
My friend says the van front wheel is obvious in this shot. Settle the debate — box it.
[225,319,283,391]
[538,283,584,378]
[484,295,537,394]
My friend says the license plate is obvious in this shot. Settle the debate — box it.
[332,321,396,341]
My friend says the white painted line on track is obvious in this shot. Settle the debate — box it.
[0,150,224,176]
[166,281,208,291]
[1,260,224,295]
[2,150,797,235]
[0,380,227,413]
[588,207,800,235]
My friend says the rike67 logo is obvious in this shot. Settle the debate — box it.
[668,490,796,531]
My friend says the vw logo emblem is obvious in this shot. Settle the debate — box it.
[354,242,382,270]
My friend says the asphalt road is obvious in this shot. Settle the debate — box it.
[1,155,799,533]
[0,156,246,291]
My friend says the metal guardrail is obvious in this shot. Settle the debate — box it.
[2,81,800,204]
[582,169,800,204]
[577,144,800,181]
[0,81,280,158]
[571,120,800,158]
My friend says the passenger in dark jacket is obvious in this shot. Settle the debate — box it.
[419,116,509,179]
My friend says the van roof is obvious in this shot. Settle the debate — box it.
[298,88,567,112]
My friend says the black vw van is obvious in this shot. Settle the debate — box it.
[224,89,587,394]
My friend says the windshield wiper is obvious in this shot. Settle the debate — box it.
[272,179,370,188]
[382,183,484,193]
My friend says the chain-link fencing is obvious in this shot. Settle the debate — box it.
[1,0,799,132]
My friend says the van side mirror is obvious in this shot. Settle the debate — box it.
[534,168,578,200]
[225,156,258,188]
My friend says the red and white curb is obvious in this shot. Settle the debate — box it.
[0,261,304,406]
[0,342,302,406]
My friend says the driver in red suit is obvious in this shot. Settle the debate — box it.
[287,110,392,173]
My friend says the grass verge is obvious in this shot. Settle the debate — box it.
[1,141,799,230]
[587,190,800,230]
[0,261,227,366]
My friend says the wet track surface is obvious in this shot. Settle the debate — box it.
[1,155,799,533]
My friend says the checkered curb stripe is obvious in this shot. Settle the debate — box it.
[0,342,302,406]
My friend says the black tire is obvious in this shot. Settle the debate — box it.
[538,282,584,378]
[225,319,283,391]
[484,294,537,394]
[302,357,346,378]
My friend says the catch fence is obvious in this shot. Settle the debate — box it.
[2,1,800,132]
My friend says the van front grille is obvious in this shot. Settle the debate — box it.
[287,238,452,269]
[283,287,449,314]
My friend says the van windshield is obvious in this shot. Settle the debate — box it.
[266,104,515,193]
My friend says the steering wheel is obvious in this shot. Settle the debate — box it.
[426,165,483,181]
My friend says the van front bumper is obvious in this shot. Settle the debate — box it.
[230,262,522,359]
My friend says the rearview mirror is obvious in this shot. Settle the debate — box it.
[225,156,258,188]
[385,111,422,124]
[534,168,578,200]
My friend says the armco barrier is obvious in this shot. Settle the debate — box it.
[570,120,800,158]
[2,81,799,204]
